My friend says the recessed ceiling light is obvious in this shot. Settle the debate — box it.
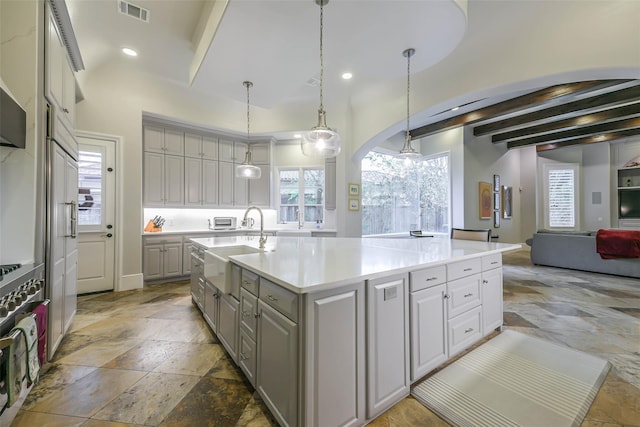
[451,106,460,111]
[122,47,138,57]
[293,134,301,139]
[342,72,353,80]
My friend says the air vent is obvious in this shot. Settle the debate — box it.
[118,0,150,23]
[306,75,320,87]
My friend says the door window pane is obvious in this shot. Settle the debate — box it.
[78,149,103,226]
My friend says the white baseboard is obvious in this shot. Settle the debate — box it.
[118,273,143,291]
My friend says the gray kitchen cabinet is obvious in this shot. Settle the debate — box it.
[143,125,184,155]
[143,152,184,206]
[303,282,365,427]
[219,160,248,207]
[218,139,235,162]
[218,293,240,363]
[186,157,219,206]
[182,242,193,276]
[366,274,409,419]
[257,299,298,427]
[248,164,271,207]
[324,157,336,210]
[190,246,204,309]
[185,133,218,160]
[239,329,257,386]
[481,256,504,335]
[203,280,219,333]
[234,141,248,162]
[202,160,219,206]
[410,283,447,381]
[143,239,183,281]
[250,142,270,163]
[240,287,258,338]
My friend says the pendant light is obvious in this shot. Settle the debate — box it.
[399,48,421,163]
[301,0,341,158]
[236,81,261,179]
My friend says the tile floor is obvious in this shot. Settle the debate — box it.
[11,248,640,426]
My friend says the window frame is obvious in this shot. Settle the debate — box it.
[542,162,580,230]
[277,166,325,224]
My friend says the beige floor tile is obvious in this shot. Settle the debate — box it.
[152,342,225,376]
[56,338,139,367]
[28,368,147,418]
[91,372,200,425]
[81,420,146,427]
[101,340,185,371]
[11,410,87,427]
[22,364,97,410]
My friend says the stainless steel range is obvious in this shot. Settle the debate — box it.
[0,263,46,423]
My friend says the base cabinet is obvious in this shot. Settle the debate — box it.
[410,283,447,381]
[203,281,219,333]
[218,293,239,363]
[257,300,298,427]
[481,267,503,334]
[366,274,410,419]
[239,329,257,386]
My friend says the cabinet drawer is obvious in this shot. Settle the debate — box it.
[144,235,182,245]
[240,288,258,340]
[260,278,298,322]
[410,265,446,292]
[447,257,482,281]
[447,274,481,319]
[241,269,259,295]
[239,329,257,387]
[482,253,502,271]
[448,306,482,357]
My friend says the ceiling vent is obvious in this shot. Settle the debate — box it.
[118,1,150,23]
[306,75,320,87]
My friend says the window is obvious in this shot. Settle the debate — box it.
[279,168,324,223]
[77,148,103,226]
[543,162,579,229]
[361,151,449,235]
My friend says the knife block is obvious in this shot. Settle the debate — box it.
[144,220,162,232]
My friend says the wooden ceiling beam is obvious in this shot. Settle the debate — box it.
[474,84,640,136]
[492,102,640,143]
[506,116,640,148]
[410,80,628,139]
[532,128,640,152]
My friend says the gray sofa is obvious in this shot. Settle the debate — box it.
[529,230,640,278]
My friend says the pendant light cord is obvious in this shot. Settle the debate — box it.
[244,80,253,143]
[406,49,411,140]
[319,0,324,112]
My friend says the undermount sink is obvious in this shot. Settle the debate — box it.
[204,245,262,294]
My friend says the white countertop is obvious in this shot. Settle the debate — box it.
[191,236,521,294]
[144,227,337,236]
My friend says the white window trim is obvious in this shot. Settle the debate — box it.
[277,166,325,224]
[542,162,580,230]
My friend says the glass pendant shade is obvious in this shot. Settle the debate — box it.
[301,109,341,158]
[236,151,261,179]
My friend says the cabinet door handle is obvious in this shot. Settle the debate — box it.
[464,328,474,334]
[443,294,450,299]
[266,294,278,302]
[491,261,498,265]
[482,279,489,284]
[463,268,473,272]
[464,293,473,298]
[426,276,438,281]
[255,313,261,318]
[63,108,69,113]
[240,352,249,361]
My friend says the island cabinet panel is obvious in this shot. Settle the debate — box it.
[203,281,219,333]
[410,283,448,382]
[218,293,239,363]
[481,266,503,334]
[257,300,298,427]
[303,282,365,427]
[366,274,410,419]
[239,328,257,386]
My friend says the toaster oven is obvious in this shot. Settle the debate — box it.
[211,217,237,230]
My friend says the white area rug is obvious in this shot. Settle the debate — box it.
[412,330,610,427]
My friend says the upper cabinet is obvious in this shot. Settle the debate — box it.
[45,5,78,157]
[142,122,272,209]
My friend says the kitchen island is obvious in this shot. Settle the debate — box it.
[190,236,520,427]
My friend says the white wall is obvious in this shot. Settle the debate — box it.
[0,0,40,264]
[462,127,523,243]
[582,143,612,230]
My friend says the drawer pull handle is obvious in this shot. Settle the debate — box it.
[463,268,473,272]
[243,280,251,285]
[464,328,474,334]
[255,313,260,318]
[443,294,450,299]
[240,352,249,361]
[491,261,498,265]
[266,294,278,302]
[464,293,473,298]
[482,280,489,284]
[426,277,438,281]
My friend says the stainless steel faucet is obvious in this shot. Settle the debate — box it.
[242,206,267,249]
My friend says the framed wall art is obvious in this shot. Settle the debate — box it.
[479,181,492,219]
[493,210,501,228]
[348,183,360,196]
[502,185,513,219]
[493,191,500,211]
[348,198,360,211]
[493,174,500,191]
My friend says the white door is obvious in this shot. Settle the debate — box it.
[77,136,116,294]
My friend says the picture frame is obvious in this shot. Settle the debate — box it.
[348,198,360,211]
[479,181,492,219]
[348,183,360,196]
[493,191,500,211]
[502,185,513,219]
[493,174,500,192]
[493,210,501,228]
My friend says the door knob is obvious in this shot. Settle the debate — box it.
[107,224,113,229]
